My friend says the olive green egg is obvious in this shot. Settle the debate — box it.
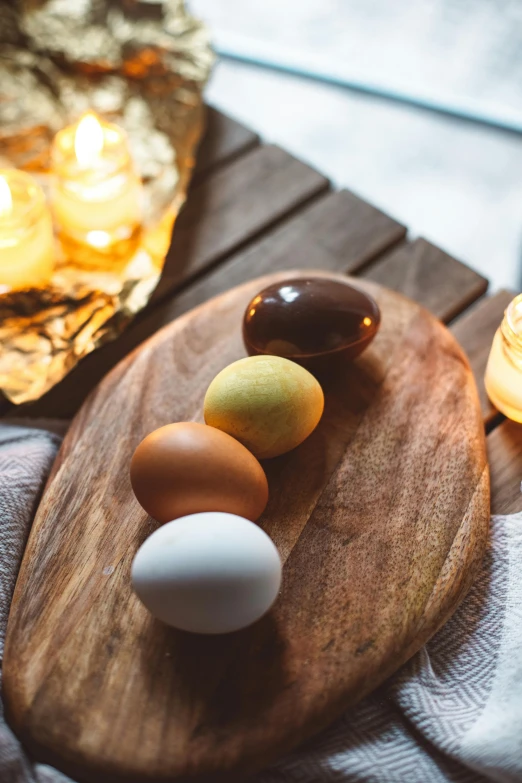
[203,355,324,459]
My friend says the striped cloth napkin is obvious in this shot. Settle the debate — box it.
[0,423,521,783]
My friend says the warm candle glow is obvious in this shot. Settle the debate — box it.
[0,176,13,217]
[51,112,143,262]
[74,113,104,167]
[0,169,54,290]
[485,294,522,423]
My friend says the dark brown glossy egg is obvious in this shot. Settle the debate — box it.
[243,277,381,372]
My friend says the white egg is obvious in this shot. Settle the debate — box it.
[131,512,282,634]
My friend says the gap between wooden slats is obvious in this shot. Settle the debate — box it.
[152,143,330,304]
[360,237,488,323]
[192,107,260,185]
[488,420,522,514]
[450,291,515,426]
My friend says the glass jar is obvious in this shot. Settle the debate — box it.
[50,115,143,264]
[0,170,54,291]
[484,294,522,422]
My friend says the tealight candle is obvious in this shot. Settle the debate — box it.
[485,294,522,422]
[0,170,54,291]
[50,113,142,256]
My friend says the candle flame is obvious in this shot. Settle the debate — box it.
[0,176,13,217]
[75,113,104,167]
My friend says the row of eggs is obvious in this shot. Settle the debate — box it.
[130,278,381,635]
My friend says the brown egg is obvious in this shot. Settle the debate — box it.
[130,422,269,524]
[243,277,381,373]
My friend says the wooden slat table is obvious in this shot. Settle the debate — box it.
[5,105,521,510]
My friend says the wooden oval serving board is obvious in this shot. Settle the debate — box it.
[4,272,490,783]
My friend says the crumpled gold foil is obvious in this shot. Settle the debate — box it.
[0,0,214,404]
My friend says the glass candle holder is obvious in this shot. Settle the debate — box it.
[0,170,54,291]
[484,294,522,423]
[50,113,143,262]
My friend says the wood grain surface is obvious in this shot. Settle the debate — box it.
[4,271,490,783]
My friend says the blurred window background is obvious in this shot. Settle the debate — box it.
[191,0,522,291]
